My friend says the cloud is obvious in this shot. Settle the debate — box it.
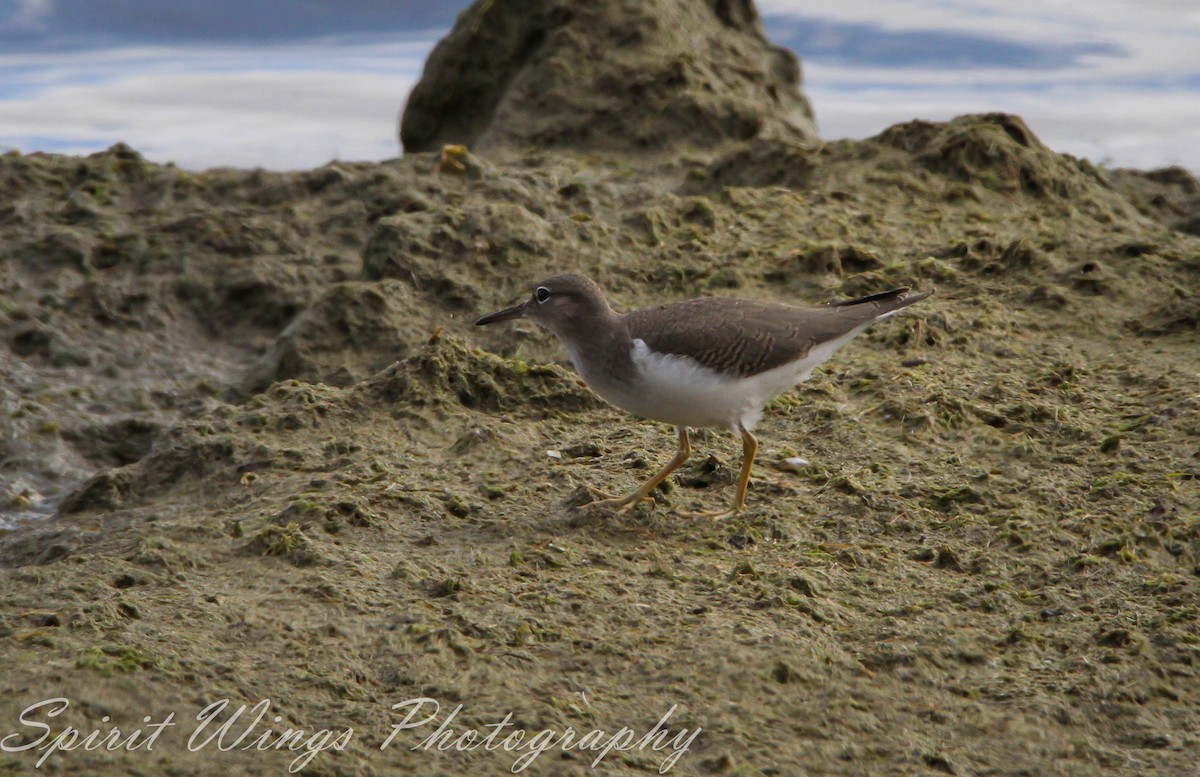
[1,69,418,170]
[763,0,1200,82]
[0,37,431,170]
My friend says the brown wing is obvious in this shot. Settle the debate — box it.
[626,288,930,378]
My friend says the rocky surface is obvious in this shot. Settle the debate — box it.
[401,0,818,155]
[1,2,1199,773]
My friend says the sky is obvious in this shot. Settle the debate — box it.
[1,0,1197,172]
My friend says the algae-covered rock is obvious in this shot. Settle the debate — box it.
[400,0,818,155]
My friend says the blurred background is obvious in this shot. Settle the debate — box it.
[1,0,1197,172]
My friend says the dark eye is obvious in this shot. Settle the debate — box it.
[534,286,551,303]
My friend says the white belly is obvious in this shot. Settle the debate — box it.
[578,332,868,432]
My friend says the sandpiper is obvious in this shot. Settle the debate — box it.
[476,274,930,518]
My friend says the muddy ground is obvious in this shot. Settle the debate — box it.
[0,113,1198,775]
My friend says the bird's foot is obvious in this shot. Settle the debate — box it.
[573,484,654,513]
[577,494,654,513]
[580,484,617,501]
[678,503,745,521]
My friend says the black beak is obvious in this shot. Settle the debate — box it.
[475,300,528,326]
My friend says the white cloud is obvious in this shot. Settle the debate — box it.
[1,70,417,170]
[0,38,431,170]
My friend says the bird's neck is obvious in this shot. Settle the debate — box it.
[553,309,634,386]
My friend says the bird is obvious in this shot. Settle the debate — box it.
[476,273,931,519]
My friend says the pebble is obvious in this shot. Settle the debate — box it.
[779,457,810,472]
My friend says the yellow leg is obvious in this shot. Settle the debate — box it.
[683,423,758,521]
[580,427,691,512]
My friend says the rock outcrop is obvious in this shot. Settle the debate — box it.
[400,0,818,155]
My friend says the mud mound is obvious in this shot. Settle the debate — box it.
[400,0,818,155]
[0,147,337,520]
[696,114,1129,203]
[362,201,561,311]
[0,146,479,521]
[57,335,599,515]
[1130,289,1200,335]
[246,279,428,390]
[872,113,1074,195]
[364,334,601,415]
[682,138,818,192]
[1111,165,1200,236]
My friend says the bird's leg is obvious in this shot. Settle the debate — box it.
[728,425,758,515]
[682,423,757,521]
[579,427,691,512]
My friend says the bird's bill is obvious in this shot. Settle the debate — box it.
[475,300,528,326]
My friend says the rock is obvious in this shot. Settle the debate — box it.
[400,0,818,155]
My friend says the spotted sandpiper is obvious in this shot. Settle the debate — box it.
[476,274,930,518]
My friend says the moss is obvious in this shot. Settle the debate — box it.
[245,523,318,566]
[443,493,471,518]
[76,645,160,675]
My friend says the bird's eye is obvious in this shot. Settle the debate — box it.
[534,287,551,303]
